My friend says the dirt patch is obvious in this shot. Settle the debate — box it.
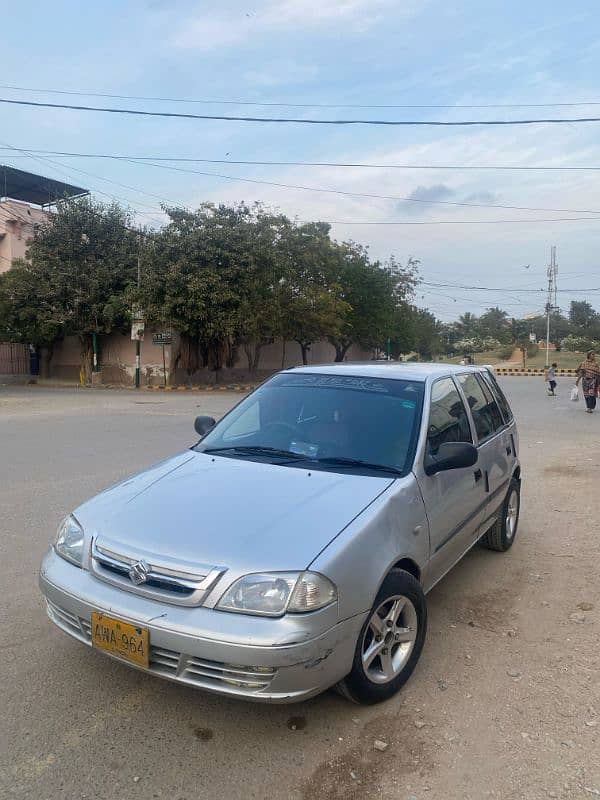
[302,714,434,800]
[543,464,580,476]
[193,727,214,742]
[451,587,520,634]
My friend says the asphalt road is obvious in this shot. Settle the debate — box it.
[1,379,598,800]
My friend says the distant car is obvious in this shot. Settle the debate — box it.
[40,363,521,704]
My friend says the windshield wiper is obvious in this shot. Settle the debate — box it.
[203,446,303,460]
[313,456,404,476]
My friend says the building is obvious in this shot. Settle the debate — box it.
[0,199,49,272]
[0,165,87,381]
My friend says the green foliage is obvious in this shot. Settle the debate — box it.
[412,308,443,360]
[478,307,510,343]
[561,335,600,352]
[569,300,600,334]
[1,196,431,380]
[1,197,137,379]
[496,344,515,361]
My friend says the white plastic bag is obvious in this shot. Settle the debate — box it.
[570,385,579,402]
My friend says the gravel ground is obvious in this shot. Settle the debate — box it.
[0,379,598,800]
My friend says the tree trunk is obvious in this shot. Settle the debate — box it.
[280,339,286,370]
[334,343,350,362]
[79,334,93,384]
[299,342,309,365]
[244,343,253,374]
[39,344,54,379]
[252,343,262,374]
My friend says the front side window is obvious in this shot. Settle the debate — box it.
[426,377,473,456]
[196,373,425,476]
[458,373,502,442]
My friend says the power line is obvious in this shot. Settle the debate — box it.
[5,147,600,172]
[4,96,600,127]
[324,216,600,225]
[4,147,600,228]
[421,279,600,292]
[0,143,172,220]
[122,157,600,215]
[2,83,600,110]
[9,144,600,216]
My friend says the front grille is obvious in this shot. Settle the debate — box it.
[46,601,277,694]
[98,560,193,596]
[90,538,227,607]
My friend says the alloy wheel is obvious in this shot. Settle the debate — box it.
[361,595,418,684]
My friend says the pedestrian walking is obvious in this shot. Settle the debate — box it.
[575,350,600,413]
[545,362,558,396]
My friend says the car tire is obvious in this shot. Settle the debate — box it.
[335,569,427,705]
[480,477,520,552]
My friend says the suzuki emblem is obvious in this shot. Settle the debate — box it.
[128,559,150,585]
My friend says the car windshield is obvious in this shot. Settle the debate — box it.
[195,372,424,476]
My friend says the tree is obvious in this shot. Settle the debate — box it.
[231,205,289,375]
[413,308,443,360]
[140,204,244,382]
[510,318,530,368]
[0,262,64,376]
[569,300,600,338]
[530,312,570,350]
[277,221,350,365]
[454,312,479,340]
[478,307,510,343]
[5,197,137,380]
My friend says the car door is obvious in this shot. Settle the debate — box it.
[416,376,488,590]
[456,372,511,529]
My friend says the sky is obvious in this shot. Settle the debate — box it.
[1,0,600,320]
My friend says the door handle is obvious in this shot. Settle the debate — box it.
[506,445,512,456]
[474,468,483,482]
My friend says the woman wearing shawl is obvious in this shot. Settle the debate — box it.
[576,350,600,413]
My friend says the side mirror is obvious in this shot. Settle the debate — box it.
[424,442,478,476]
[194,415,216,437]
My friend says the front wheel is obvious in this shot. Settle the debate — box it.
[336,570,427,704]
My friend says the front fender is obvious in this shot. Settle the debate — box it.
[309,475,429,621]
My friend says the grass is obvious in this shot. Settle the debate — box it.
[442,350,585,369]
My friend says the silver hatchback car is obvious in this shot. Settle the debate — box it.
[39,363,521,704]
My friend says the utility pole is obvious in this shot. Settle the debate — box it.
[545,245,558,368]
[135,249,141,388]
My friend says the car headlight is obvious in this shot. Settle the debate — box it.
[217,572,337,617]
[54,515,84,567]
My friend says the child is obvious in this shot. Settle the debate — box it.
[545,363,558,396]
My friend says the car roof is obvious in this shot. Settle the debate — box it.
[284,362,490,383]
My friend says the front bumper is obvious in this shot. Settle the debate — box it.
[39,549,366,703]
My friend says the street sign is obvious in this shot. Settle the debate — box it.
[152,331,173,346]
[131,322,145,341]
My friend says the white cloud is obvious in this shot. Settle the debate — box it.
[170,0,409,51]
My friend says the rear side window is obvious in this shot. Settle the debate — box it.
[426,377,473,456]
[481,370,513,423]
[458,373,502,442]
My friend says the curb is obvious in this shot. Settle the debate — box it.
[495,368,578,377]
[144,384,256,392]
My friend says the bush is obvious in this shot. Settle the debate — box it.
[526,342,539,358]
[561,335,600,352]
[496,345,514,361]
[455,337,500,354]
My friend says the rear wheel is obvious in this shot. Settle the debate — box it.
[336,569,427,704]
[480,478,520,552]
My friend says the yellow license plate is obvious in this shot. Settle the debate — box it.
[91,612,149,669]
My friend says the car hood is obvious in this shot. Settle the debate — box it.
[75,451,393,573]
